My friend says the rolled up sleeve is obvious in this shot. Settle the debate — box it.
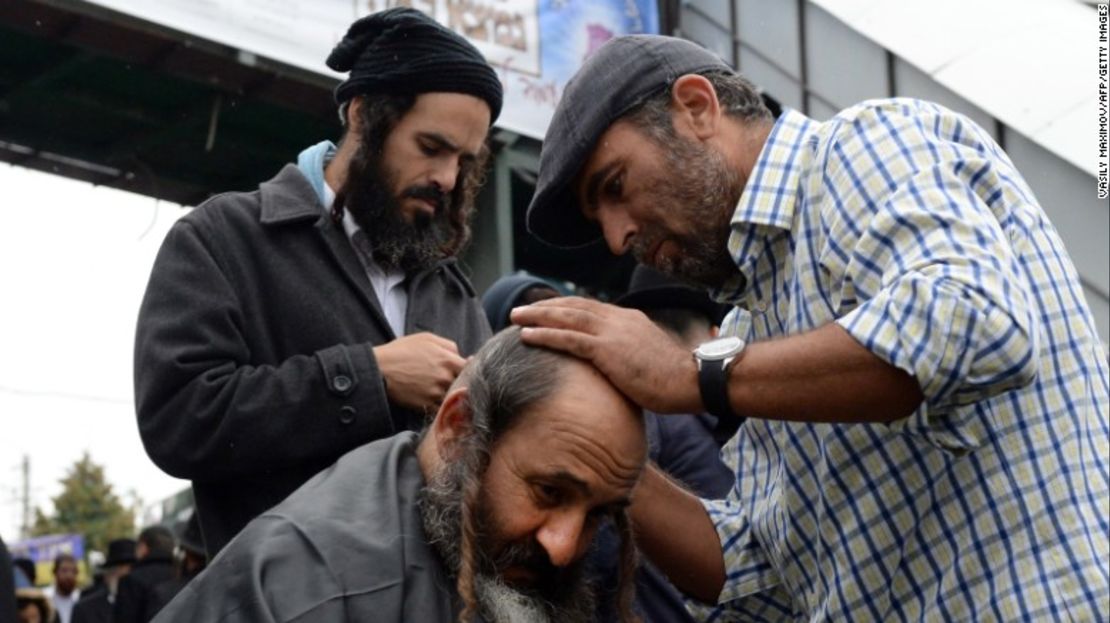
[837,163,1038,451]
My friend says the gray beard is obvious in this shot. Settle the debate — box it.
[631,133,744,291]
[417,458,597,623]
[473,575,567,623]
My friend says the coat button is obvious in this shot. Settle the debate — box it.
[339,406,356,424]
[333,375,352,393]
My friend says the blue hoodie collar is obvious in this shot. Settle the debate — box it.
[296,140,337,206]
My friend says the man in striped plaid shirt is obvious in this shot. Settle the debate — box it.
[515,35,1108,621]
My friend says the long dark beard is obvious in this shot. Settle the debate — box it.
[418,454,597,623]
[631,135,743,290]
[335,142,457,274]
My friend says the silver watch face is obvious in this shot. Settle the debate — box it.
[696,336,745,360]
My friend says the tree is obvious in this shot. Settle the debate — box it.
[31,453,136,553]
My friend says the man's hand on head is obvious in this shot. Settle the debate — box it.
[374,332,466,412]
[511,297,701,414]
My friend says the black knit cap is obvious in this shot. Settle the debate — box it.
[326,7,503,123]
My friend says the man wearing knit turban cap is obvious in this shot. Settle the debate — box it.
[134,6,500,564]
[323,7,504,277]
[327,7,503,120]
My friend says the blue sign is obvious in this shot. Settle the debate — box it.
[8,534,85,563]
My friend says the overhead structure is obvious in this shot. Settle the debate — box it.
[0,0,339,207]
[0,0,663,296]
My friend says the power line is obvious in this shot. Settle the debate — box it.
[0,384,130,406]
[21,455,29,539]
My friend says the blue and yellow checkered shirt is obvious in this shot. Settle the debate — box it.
[699,100,1109,621]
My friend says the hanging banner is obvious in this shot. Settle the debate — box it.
[8,534,87,586]
[366,1,660,139]
[79,0,658,139]
[8,533,86,562]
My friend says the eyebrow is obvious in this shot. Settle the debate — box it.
[547,470,590,495]
[545,470,633,508]
[582,160,621,211]
[417,132,477,162]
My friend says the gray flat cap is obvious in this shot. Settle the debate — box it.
[526,35,730,248]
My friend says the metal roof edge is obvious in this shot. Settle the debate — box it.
[810,0,1099,179]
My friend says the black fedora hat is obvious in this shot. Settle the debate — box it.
[103,538,136,568]
[616,264,727,325]
[175,511,206,558]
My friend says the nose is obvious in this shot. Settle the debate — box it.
[429,161,460,194]
[535,511,591,568]
[597,207,636,256]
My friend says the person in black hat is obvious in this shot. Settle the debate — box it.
[113,526,175,623]
[590,264,733,623]
[480,272,565,332]
[616,264,738,455]
[134,7,502,556]
[513,30,1109,623]
[148,513,207,618]
[71,539,136,623]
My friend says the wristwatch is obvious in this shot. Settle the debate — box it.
[694,336,746,420]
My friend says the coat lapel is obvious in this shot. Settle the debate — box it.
[315,217,396,340]
[258,164,395,339]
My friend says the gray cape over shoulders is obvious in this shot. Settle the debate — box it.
[134,164,491,554]
[153,432,459,622]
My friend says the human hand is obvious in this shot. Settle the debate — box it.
[510,297,701,414]
[373,332,466,412]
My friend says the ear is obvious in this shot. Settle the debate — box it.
[345,96,365,134]
[709,325,720,339]
[669,74,721,141]
[430,387,473,460]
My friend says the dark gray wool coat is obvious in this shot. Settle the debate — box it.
[134,164,491,555]
[151,432,461,622]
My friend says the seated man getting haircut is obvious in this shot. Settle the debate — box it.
[153,327,647,623]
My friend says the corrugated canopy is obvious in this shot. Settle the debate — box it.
[0,0,339,207]
[812,0,1098,177]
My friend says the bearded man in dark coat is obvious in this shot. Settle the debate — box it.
[134,7,501,556]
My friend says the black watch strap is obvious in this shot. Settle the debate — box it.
[698,359,737,420]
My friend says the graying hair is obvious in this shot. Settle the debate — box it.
[624,69,772,144]
[461,326,568,451]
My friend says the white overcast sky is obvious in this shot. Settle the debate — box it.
[0,163,191,542]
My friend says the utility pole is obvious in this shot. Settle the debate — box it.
[20,454,30,539]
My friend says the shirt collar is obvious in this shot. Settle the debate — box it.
[730,108,816,231]
[319,179,365,246]
[711,109,817,303]
[322,182,361,241]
